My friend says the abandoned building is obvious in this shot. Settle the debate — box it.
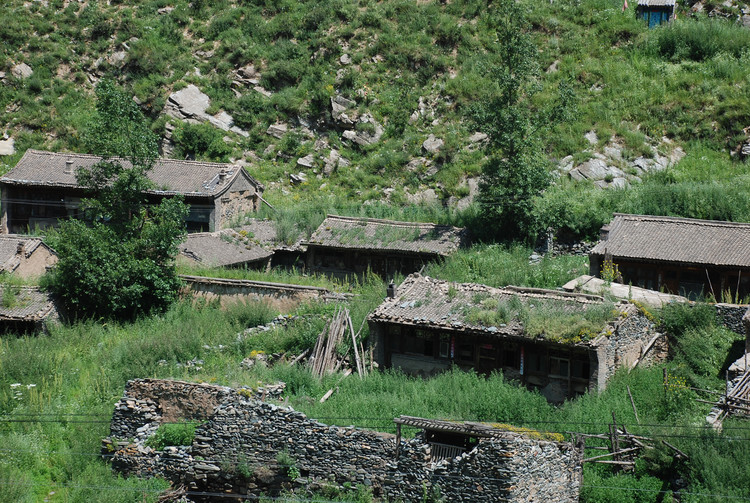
[237,219,305,270]
[177,231,273,270]
[104,378,582,502]
[303,215,468,280]
[0,149,264,233]
[368,274,664,402]
[636,0,676,28]
[0,235,57,278]
[0,285,59,333]
[590,213,750,300]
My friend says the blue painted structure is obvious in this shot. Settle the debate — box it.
[636,0,676,27]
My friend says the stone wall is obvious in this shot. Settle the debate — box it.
[105,379,582,503]
[714,303,749,335]
[595,304,667,390]
[180,275,348,312]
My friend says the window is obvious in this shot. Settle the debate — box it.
[526,350,546,374]
[550,357,569,377]
[439,337,450,359]
[457,343,474,362]
[502,343,518,369]
[571,359,590,380]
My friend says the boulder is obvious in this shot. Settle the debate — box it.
[0,137,14,156]
[297,154,315,169]
[422,134,444,154]
[11,63,33,79]
[266,123,288,139]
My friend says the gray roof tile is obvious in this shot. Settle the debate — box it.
[591,214,750,267]
[179,231,272,268]
[1,149,262,197]
[304,215,467,256]
[0,286,57,321]
[368,274,609,345]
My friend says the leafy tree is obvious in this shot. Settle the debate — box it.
[471,0,573,243]
[45,81,188,320]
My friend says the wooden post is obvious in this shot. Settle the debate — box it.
[395,422,402,460]
[663,367,668,402]
[349,312,363,378]
[627,385,640,424]
[611,412,620,468]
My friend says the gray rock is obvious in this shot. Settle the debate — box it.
[633,157,654,172]
[557,155,574,173]
[340,53,352,65]
[422,134,444,154]
[297,154,315,169]
[584,130,598,146]
[546,60,560,73]
[333,95,356,109]
[603,145,622,161]
[609,177,629,189]
[11,63,33,79]
[166,85,211,121]
[568,168,586,182]
[290,172,307,185]
[577,159,609,180]
[468,132,488,144]
[253,86,272,97]
[0,138,15,156]
[238,64,261,84]
[266,123,288,139]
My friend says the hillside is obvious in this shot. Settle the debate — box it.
[3,1,750,502]
[3,0,750,242]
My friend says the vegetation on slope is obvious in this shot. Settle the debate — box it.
[2,0,750,241]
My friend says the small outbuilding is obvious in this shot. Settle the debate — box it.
[304,215,467,280]
[178,231,273,270]
[0,285,59,333]
[368,274,664,402]
[590,213,750,300]
[0,149,264,233]
[636,0,676,28]
[0,235,57,278]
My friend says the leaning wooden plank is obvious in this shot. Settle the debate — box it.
[348,314,363,378]
[289,348,310,366]
[320,388,334,403]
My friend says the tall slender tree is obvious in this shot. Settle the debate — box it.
[45,81,188,320]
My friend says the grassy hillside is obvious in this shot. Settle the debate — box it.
[2,0,750,241]
[1,272,749,502]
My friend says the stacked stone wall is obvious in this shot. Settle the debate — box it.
[105,379,581,503]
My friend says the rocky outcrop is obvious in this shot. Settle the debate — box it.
[557,132,685,189]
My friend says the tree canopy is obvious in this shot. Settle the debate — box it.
[45,81,188,320]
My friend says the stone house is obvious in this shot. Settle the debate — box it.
[0,149,264,233]
[0,235,57,278]
[177,230,273,270]
[0,285,59,333]
[368,274,664,402]
[303,215,468,280]
[590,213,750,300]
[104,378,582,502]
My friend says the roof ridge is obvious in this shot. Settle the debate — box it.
[324,214,455,229]
[612,213,750,228]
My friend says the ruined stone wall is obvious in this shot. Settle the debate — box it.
[105,379,581,503]
[599,305,666,387]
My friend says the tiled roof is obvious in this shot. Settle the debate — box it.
[0,235,49,272]
[0,286,57,321]
[591,214,750,268]
[1,149,263,197]
[235,219,305,252]
[179,231,272,268]
[304,215,467,256]
[368,274,608,343]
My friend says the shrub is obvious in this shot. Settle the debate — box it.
[146,421,200,449]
